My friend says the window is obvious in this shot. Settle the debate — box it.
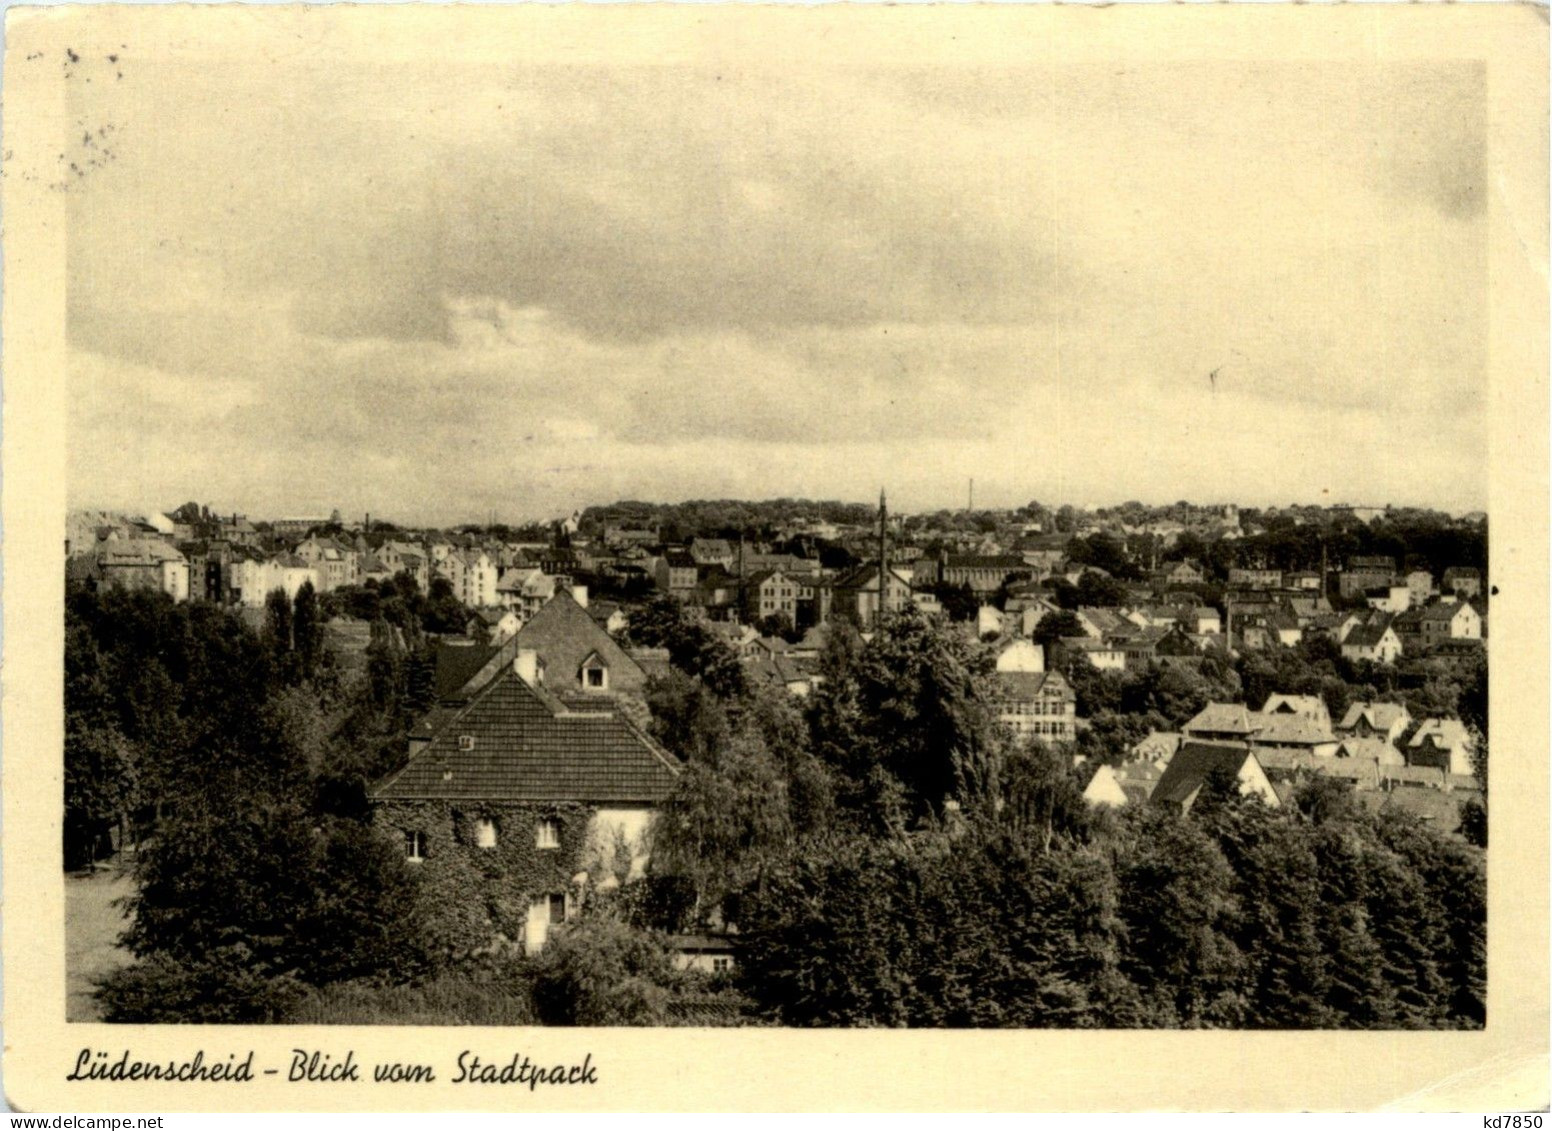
[536,818,561,849]
[549,893,566,925]
[712,957,731,973]
[584,664,607,689]
[405,830,427,862]
[458,735,476,751]
[475,818,497,849]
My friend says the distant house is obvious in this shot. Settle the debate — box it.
[1341,620,1402,665]
[1075,607,1132,638]
[94,538,191,603]
[1407,720,1476,777]
[496,568,557,622]
[831,562,912,630]
[1060,637,1127,672]
[1182,703,1259,744]
[1228,568,1282,590]
[441,550,499,609]
[654,551,700,598]
[587,600,629,637]
[372,655,680,955]
[1130,730,1182,767]
[1284,571,1323,591]
[1155,560,1205,587]
[939,554,1031,594]
[742,569,802,625]
[1339,556,1396,598]
[1364,585,1412,614]
[1336,701,1412,746]
[1441,567,1482,599]
[1261,693,1332,733]
[1188,606,1222,635]
[469,607,522,646]
[1415,600,1482,647]
[991,670,1076,743]
[1404,570,1436,606]
[1250,713,1338,760]
[1336,735,1405,768]
[1150,742,1279,813]
[669,934,737,975]
[689,539,735,570]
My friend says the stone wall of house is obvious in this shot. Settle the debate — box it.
[375,798,593,949]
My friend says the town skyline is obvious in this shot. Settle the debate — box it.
[67,488,1488,533]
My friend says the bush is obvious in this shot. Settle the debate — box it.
[97,947,306,1023]
[530,914,676,1026]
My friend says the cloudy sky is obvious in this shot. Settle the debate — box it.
[63,39,1487,524]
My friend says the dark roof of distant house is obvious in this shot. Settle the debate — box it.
[663,550,697,569]
[832,562,911,590]
[993,670,1074,703]
[372,666,679,803]
[1442,566,1481,579]
[1417,602,1472,623]
[1151,742,1255,807]
[945,554,1029,570]
[1344,622,1396,648]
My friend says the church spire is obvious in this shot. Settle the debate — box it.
[876,488,889,627]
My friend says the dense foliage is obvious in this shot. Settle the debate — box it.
[633,603,1485,1030]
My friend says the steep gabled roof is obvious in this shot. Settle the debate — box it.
[1410,719,1472,751]
[1151,742,1256,807]
[1338,701,1409,732]
[459,589,646,697]
[993,670,1074,703]
[372,667,680,803]
[1343,622,1397,649]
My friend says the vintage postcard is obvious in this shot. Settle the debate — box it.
[3,2,1547,1113]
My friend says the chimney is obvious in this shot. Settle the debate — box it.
[571,584,589,609]
[514,648,541,686]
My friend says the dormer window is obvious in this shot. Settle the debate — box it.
[580,653,608,690]
[459,735,476,751]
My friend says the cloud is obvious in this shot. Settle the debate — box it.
[62,54,1488,519]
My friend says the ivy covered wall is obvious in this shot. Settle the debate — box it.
[375,799,593,957]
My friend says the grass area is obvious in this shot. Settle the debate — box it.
[65,859,136,1022]
[288,973,536,1025]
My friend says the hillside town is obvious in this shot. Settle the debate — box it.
[65,495,1488,1028]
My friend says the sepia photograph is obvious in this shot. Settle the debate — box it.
[4,2,1547,1113]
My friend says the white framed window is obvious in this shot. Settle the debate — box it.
[405,830,427,862]
[475,818,498,849]
[712,956,731,973]
[458,735,476,751]
[584,664,607,689]
[536,818,561,849]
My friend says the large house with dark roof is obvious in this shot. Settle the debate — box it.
[373,649,680,955]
